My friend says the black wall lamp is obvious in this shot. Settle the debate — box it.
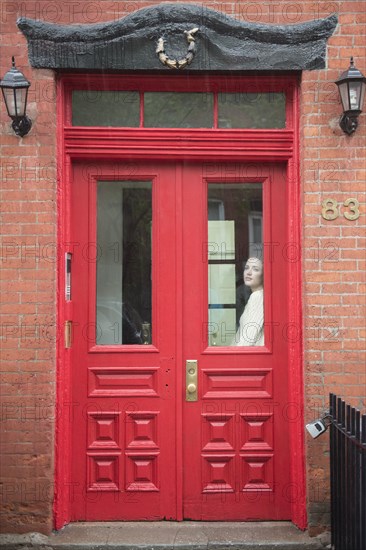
[335,57,366,135]
[0,57,32,137]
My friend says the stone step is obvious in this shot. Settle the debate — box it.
[0,522,327,550]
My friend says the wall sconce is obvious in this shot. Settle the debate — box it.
[0,57,32,137]
[335,57,366,135]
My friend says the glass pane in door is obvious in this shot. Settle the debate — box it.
[96,181,152,345]
[207,183,264,347]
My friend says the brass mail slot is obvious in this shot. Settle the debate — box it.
[186,359,198,402]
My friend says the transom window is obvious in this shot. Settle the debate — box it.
[71,90,286,129]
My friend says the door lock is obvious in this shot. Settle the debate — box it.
[186,360,198,401]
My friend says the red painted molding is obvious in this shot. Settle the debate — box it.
[55,72,305,529]
[64,128,294,161]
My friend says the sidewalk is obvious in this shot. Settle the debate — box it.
[0,521,327,550]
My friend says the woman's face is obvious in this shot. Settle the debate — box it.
[243,258,263,291]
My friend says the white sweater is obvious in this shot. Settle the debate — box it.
[234,288,264,346]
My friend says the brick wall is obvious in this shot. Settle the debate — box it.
[1,2,58,531]
[1,0,365,536]
[300,5,366,533]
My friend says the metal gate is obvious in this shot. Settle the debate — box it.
[329,393,366,550]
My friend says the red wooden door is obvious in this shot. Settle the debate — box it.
[69,160,291,521]
[70,161,178,520]
[181,162,291,520]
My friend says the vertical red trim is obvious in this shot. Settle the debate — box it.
[287,80,306,530]
[54,77,72,529]
[64,85,72,126]
[175,162,184,520]
[152,172,159,351]
[263,175,273,351]
[87,176,97,346]
[285,85,295,129]
[202,174,208,352]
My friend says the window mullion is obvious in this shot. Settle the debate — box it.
[140,91,144,128]
[213,92,218,129]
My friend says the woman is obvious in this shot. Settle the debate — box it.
[234,257,264,346]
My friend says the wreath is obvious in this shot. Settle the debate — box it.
[156,28,199,69]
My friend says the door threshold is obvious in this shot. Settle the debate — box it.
[0,522,325,550]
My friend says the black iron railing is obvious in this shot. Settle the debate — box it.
[329,393,366,550]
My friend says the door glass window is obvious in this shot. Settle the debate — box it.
[207,183,264,347]
[96,181,152,345]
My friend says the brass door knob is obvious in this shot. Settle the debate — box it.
[187,383,196,394]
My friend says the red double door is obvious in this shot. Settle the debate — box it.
[69,160,291,521]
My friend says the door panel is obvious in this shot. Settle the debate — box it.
[70,162,177,520]
[182,162,291,519]
[70,160,291,521]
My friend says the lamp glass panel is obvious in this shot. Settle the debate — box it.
[349,81,362,110]
[338,82,350,111]
[359,81,366,112]
[14,87,27,117]
[218,92,286,128]
[3,88,16,117]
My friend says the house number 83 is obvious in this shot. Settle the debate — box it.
[321,198,360,221]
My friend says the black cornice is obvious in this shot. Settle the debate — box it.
[17,3,338,71]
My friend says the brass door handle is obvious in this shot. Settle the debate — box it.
[186,360,198,401]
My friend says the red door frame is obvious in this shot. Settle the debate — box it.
[55,73,305,529]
